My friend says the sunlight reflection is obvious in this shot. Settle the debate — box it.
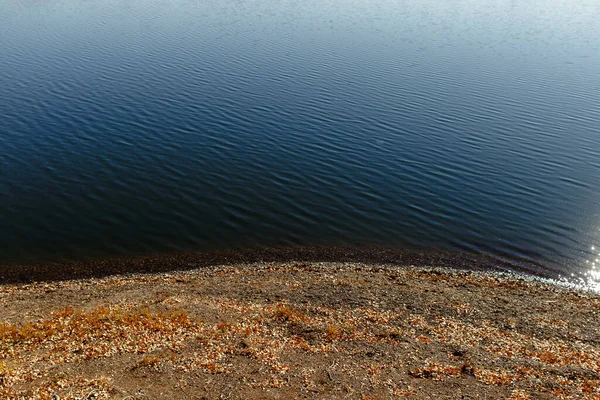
[584,244,600,292]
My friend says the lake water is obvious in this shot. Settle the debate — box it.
[1,0,599,285]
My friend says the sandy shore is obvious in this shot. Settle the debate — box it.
[1,261,599,399]
[0,247,555,284]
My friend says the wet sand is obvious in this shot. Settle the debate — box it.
[0,246,553,284]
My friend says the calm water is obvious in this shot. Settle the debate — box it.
[1,0,599,284]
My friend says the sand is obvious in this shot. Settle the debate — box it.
[0,260,599,399]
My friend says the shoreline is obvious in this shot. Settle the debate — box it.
[0,246,556,284]
[1,261,599,398]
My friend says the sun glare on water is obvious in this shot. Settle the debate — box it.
[584,244,600,291]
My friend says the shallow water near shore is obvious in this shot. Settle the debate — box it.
[1,0,599,285]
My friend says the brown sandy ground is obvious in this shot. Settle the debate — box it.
[0,262,599,399]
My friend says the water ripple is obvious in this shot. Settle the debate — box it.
[1,0,600,284]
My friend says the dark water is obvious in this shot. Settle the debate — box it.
[1,0,599,285]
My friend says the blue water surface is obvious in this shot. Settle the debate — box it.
[1,0,599,283]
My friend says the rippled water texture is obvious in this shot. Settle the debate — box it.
[1,0,599,283]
